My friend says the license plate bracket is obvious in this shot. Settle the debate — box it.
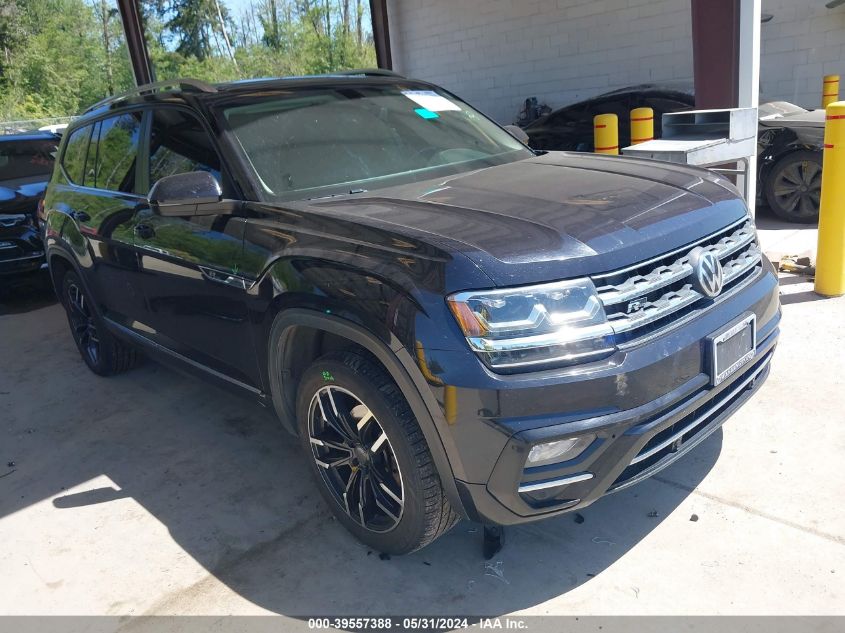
[708,313,756,386]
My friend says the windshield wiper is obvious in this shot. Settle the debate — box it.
[307,188,368,200]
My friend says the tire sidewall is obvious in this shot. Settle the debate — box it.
[296,356,430,554]
[765,150,822,223]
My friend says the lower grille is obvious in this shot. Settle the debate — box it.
[0,214,28,228]
[610,350,773,490]
[0,244,24,261]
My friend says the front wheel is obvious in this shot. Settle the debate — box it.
[764,150,822,223]
[296,351,459,554]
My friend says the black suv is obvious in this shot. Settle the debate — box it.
[43,75,780,554]
[1,132,59,280]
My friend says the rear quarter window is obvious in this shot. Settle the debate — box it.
[61,125,93,185]
[91,113,142,193]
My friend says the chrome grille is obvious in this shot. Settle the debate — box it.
[0,214,28,228]
[593,218,762,343]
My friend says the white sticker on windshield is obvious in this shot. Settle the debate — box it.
[402,90,461,112]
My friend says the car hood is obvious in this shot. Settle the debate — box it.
[308,152,749,286]
[0,180,48,216]
[759,108,825,128]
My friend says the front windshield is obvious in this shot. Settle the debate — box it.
[221,83,532,201]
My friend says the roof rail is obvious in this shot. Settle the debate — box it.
[83,78,218,114]
[336,68,405,78]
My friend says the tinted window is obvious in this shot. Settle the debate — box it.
[548,105,589,125]
[89,113,142,192]
[149,109,221,186]
[84,121,101,186]
[644,97,694,117]
[61,126,91,185]
[0,138,58,184]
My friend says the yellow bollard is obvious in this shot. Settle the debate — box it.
[594,114,619,155]
[630,107,655,144]
[822,75,840,109]
[815,101,845,297]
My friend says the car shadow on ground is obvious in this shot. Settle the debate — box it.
[0,271,57,316]
[754,203,818,232]
[1,301,720,617]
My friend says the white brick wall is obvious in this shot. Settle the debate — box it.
[389,0,694,123]
[760,0,845,108]
[388,0,845,123]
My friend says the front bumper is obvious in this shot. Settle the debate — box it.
[428,266,780,526]
[458,336,775,524]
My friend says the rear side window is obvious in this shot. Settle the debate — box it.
[0,138,58,185]
[61,125,92,185]
[89,112,142,193]
[149,109,221,185]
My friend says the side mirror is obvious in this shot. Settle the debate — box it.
[503,124,530,144]
[148,171,228,217]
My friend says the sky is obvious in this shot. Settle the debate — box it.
[224,0,257,15]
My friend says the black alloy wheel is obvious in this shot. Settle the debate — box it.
[293,351,460,554]
[65,278,100,366]
[307,385,405,533]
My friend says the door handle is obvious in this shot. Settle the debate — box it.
[70,210,90,222]
[134,224,155,240]
[199,266,251,290]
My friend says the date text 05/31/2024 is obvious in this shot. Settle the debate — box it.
[307,617,529,630]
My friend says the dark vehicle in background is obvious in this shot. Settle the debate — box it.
[43,75,779,554]
[524,85,825,223]
[756,101,824,223]
[0,132,59,280]
[523,84,694,152]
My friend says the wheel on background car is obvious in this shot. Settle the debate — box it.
[764,150,822,223]
[60,271,139,376]
[296,351,459,554]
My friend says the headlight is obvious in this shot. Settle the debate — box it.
[447,278,616,371]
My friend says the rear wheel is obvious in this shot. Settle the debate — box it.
[764,150,822,223]
[61,271,139,376]
[296,351,459,554]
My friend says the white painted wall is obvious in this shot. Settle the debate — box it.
[389,0,694,123]
[760,0,845,108]
[388,0,845,123]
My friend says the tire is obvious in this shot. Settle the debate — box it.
[60,271,139,376]
[296,351,459,554]
[764,150,822,223]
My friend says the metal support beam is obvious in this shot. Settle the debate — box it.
[370,0,393,70]
[691,0,760,215]
[737,0,761,213]
[116,0,155,86]
[691,0,740,109]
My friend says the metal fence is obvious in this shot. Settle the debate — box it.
[0,116,76,135]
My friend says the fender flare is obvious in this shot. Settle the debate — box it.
[266,308,469,519]
[45,245,88,301]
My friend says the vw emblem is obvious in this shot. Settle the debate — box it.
[689,247,724,298]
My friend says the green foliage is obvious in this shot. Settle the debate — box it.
[0,0,376,123]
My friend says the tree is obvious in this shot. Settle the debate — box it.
[0,0,376,122]
[0,0,23,78]
[96,0,119,95]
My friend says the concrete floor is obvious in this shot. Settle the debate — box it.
[1,217,843,619]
